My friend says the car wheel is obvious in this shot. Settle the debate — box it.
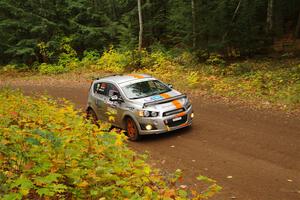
[87,108,98,125]
[126,117,140,141]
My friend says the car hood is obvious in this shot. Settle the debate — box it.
[130,90,187,111]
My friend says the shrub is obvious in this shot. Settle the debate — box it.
[187,71,200,88]
[141,50,171,68]
[226,63,252,76]
[57,53,79,68]
[286,82,300,104]
[0,89,221,199]
[82,50,100,62]
[57,40,80,71]
[174,51,198,67]
[94,48,130,73]
[206,54,226,66]
[38,63,68,74]
[0,64,17,72]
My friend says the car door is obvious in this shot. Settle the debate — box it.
[92,82,109,121]
[105,83,126,127]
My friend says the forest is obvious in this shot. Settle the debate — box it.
[1,0,300,65]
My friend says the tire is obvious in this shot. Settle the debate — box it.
[86,108,98,125]
[126,117,140,141]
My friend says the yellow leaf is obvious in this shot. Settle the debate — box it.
[71,160,78,167]
[87,170,97,179]
[77,180,89,188]
[108,115,115,122]
[115,135,123,146]
[1,139,10,145]
[20,188,30,196]
[0,153,5,161]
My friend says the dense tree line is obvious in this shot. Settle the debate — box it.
[0,0,300,65]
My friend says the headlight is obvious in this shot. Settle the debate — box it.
[144,110,150,117]
[150,111,159,117]
[138,110,159,117]
[185,98,191,108]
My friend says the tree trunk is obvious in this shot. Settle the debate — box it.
[231,0,242,22]
[295,10,300,38]
[222,0,242,42]
[266,0,274,33]
[137,0,143,51]
[111,0,117,20]
[191,0,196,49]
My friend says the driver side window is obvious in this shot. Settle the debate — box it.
[107,83,120,97]
[94,82,120,97]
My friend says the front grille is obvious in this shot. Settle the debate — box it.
[163,108,185,117]
[165,115,187,127]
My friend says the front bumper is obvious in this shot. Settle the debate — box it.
[137,105,193,135]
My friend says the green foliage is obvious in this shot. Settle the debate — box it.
[37,37,82,74]
[57,38,78,67]
[175,51,198,67]
[137,52,200,90]
[196,176,222,199]
[187,71,200,88]
[38,63,67,74]
[206,54,226,66]
[0,64,17,73]
[94,48,131,73]
[82,50,100,62]
[166,0,192,47]
[226,63,253,76]
[78,50,101,69]
[0,89,221,199]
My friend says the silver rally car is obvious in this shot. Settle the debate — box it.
[86,74,194,140]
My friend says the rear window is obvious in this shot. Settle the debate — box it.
[94,82,108,95]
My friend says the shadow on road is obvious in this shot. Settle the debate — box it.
[134,126,195,143]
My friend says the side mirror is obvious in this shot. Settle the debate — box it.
[110,95,123,102]
[168,84,173,89]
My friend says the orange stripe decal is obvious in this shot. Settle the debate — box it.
[172,100,182,109]
[179,122,188,127]
[127,74,145,79]
[175,112,186,118]
[160,93,171,99]
[160,93,183,109]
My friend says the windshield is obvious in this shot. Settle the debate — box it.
[122,80,171,99]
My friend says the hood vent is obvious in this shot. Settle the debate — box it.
[163,108,185,117]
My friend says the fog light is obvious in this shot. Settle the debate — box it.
[191,112,194,119]
[145,124,152,130]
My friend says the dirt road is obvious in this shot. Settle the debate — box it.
[1,81,300,200]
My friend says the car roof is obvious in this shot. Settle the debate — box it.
[96,74,154,84]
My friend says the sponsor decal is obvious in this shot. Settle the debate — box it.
[159,93,183,109]
[150,95,164,101]
[127,74,145,79]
